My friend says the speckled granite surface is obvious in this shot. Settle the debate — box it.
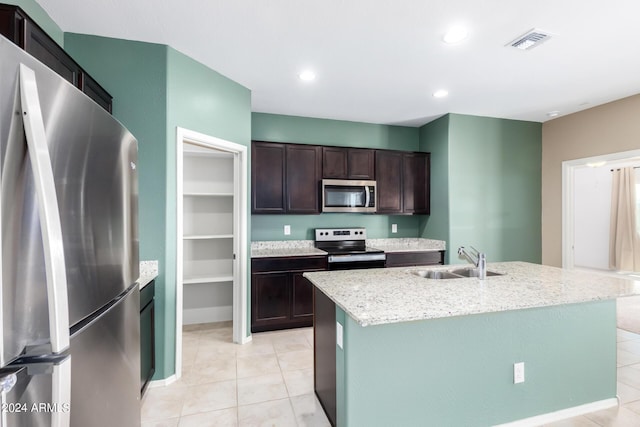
[138,260,158,289]
[304,261,640,327]
[368,238,445,252]
[251,240,327,258]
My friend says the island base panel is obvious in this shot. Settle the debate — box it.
[314,287,337,427]
[335,300,616,426]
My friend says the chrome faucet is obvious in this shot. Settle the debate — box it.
[458,246,487,279]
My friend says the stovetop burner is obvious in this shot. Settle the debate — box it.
[314,228,384,254]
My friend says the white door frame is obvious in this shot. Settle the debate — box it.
[175,127,250,379]
[562,149,640,269]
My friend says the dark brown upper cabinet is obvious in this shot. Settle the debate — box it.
[375,150,403,213]
[252,141,287,213]
[322,147,375,180]
[376,150,430,214]
[403,152,430,214]
[0,4,113,113]
[252,141,322,214]
[286,144,322,213]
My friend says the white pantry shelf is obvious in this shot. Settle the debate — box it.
[183,234,233,240]
[183,275,233,285]
[183,192,234,197]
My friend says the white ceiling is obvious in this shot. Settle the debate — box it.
[36,0,640,127]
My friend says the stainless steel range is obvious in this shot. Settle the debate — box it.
[315,228,386,270]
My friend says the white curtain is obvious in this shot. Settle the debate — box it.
[609,167,640,271]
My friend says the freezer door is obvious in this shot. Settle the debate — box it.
[0,356,71,427]
[0,36,138,364]
[69,285,140,427]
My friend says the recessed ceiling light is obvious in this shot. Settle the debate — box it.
[546,110,560,118]
[443,26,468,44]
[433,90,449,98]
[298,70,316,81]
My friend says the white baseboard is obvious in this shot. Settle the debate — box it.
[183,306,232,324]
[494,398,618,426]
[146,374,178,389]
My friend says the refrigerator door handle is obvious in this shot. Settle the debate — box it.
[19,64,70,354]
[51,357,71,427]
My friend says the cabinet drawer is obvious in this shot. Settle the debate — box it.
[140,280,155,310]
[385,251,444,267]
[252,256,328,273]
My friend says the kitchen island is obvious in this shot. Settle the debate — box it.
[304,262,640,427]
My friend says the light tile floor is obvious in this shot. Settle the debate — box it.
[142,324,640,427]
[141,322,330,427]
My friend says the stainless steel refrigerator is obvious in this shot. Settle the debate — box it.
[0,36,140,427]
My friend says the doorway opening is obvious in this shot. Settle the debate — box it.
[562,149,640,271]
[175,127,249,380]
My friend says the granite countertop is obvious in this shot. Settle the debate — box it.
[367,238,445,253]
[138,260,158,289]
[251,240,327,258]
[251,238,446,258]
[304,261,640,327]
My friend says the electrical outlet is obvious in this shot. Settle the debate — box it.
[336,322,343,349]
[392,224,398,233]
[284,225,291,235]
[514,362,525,384]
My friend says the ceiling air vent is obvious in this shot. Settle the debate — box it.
[508,29,551,50]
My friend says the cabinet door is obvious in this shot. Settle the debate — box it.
[286,144,321,213]
[348,148,375,180]
[140,281,155,396]
[375,150,403,213]
[252,272,291,330]
[24,20,80,86]
[252,142,286,213]
[140,300,155,395]
[291,272,314,323]
[0,5,24,46]
[80,72,113,113]
[322,147,348,179]
[402,152,430,214]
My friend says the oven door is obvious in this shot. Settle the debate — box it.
[322,179,376,213]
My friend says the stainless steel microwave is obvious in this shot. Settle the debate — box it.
[321,179,376,213]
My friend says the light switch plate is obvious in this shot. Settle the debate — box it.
[392,224,398,233]
[336,322,343,349]
[284,225,291,235]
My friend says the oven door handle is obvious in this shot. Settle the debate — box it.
[328,253,386,263]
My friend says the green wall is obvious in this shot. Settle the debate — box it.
[419,115,450,260]
[251,113,422,240]
[11,0,64,46]
[165,46,252,356]
[252,113,418,150]
[65,35,251,379]
[419,114,541,264]
[337,300,616,426]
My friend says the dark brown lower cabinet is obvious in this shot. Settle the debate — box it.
[385,250,445,267]
[251,255,327,332]
[314,287,337,427]
[140,280,155,397]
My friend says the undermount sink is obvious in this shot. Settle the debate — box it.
[448,268,503,278]
[412,268,504,280]
[413,270,463,280]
